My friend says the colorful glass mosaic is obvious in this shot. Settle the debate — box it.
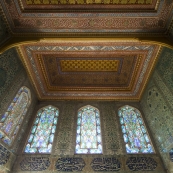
[75,105,102,154]
[25,106,59,153]
[0,86,31,145]
[118,105,154,154]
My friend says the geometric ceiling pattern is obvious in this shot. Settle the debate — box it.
[19,39,161,100]
[24,0,153,5]
[23,0,155,10]
[0,0,172,101]
[1,0,173,35]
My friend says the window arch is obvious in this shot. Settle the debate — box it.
[0,86,31,145]
[75,105,102,154]
[118,105,154,154]
[25,105,59,153]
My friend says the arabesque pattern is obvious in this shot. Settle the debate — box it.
[0,87,31,146]
[100,102,122,154]
[1,0,172,33]
[60,60,119,72]
[141,47,173,168]
[0,144,10,165]
[19,41,160,100]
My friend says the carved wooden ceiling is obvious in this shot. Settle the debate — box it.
[18,39,161,100]
[0,1,172,100]
[20,0,156,11]
[1,0,173,36]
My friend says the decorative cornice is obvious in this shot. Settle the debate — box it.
[16,39,161,100]
[0,0,172,35]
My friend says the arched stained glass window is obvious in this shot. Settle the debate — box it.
[0,86,31,145]
[25,105,59,153]
[118,105,154,154]
[76,105,102,154]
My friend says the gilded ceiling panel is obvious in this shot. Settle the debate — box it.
[41,54,136,87]
[19,39,161,100]
[60,59,119,72]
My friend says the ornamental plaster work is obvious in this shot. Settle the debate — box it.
[140,72,172,169]
[0,48,38,173]
[12,79,37,154]
[99,102,122,155]
[0,144,10,165]
[0,48,37,154]
[140,47,173,169]
[0,48,24,101]
[11,100,165,172]
[54,103,76,155]
[0,48,26,149]
[42,54,134,88]
[156,47,173,94]
[0,144,16,173]
[19,41,160,100]
[0,0,173,34]
[12,155,165,173]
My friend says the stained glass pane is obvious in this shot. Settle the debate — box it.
[25,106,59,153]
[0,86,31,145]
[118,105,154,154]
[75,105,102,154]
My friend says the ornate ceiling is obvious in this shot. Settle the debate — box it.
[20,0,156,10]
[18,39,161,100]
[0,0,173,36]
[0,0,172,100]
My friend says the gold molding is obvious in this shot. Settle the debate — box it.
[0,38,173,55]
[17,47,42,100]
[0,38,167,100]
[139,45,162,100]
